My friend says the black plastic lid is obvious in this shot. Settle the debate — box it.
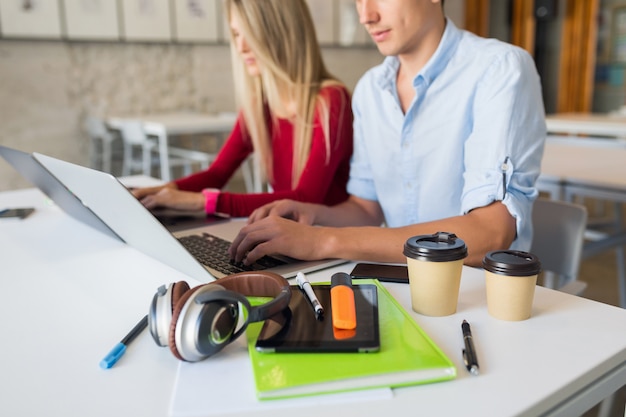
[403,232,468,262]
[482,250,542,276]
[331,272,352,288]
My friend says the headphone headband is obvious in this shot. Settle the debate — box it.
[195,271,291,322]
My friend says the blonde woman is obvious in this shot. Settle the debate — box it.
[133,0,353,217]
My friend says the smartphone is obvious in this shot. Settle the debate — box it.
[0,207,35,220]
[350,263,409,284]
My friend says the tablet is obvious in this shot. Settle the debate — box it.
[350,262,409,284]
[255,284,380,353]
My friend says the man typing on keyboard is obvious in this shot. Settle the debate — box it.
[228,0,546,269]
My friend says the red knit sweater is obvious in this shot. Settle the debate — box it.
[174,85,353,217]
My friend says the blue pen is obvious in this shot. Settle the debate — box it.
[99,315,148,369]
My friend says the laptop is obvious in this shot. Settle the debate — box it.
[0,145,226,234]
[0,145,120,241]
[1,146,345,282]
[150,208,230,233]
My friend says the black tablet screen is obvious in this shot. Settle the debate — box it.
[255,284,379,353]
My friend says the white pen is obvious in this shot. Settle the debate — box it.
[296,271,324,319]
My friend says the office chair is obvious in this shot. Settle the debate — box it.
[532,199,621,417]
[85,116,118,174]
[119,120,158,177]
[530,197,588,295]
[118,120,214,180]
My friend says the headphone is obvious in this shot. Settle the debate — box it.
[148,271,291,362]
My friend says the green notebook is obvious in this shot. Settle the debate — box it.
[246,279,456,400]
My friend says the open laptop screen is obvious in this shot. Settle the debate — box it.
[0,145,120,241]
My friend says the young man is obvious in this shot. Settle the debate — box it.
[229,0,546,267]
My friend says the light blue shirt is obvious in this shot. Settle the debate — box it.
[348,19,546,251]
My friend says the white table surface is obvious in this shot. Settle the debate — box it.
[1,188,626,417]
[107,112,237,136]
[546,112,626,139]
[540,136,626,193]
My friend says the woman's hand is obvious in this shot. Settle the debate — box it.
[132,183,205,212]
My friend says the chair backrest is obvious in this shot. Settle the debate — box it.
[118,120,149,145]
[530,198,587,288]
[85,116,114,141]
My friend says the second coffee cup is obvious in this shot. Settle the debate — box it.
[483,250,542,321]
[403,232,468,316]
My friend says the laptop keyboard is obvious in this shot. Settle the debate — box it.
[178,232,287,275]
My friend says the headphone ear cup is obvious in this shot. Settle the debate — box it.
[168,284,240,362]
[149,281,191,347]
[171,281,190,306]
[168,285,205,360]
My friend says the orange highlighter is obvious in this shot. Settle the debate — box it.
[330,272,357,330]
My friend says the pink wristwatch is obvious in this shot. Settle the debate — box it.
[201,188,220,214]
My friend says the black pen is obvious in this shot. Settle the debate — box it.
[99,315,148,369]
[461,320,480,376]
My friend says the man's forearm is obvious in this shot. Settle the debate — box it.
[317,202,516,267]
[315,196,384,227]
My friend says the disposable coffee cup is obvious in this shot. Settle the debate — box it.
[403,232,468,316]
[483,250,542,321]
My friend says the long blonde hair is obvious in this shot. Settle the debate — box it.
[225,0,346,187]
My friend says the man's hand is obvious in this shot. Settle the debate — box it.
[230,196,388,265]
[229,216,328,264]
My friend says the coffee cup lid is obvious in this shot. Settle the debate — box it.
[403,232,468,262]
[482,250,541,276]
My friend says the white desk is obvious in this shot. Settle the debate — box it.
[107,112,237,181]
[1,188,626,417]
[546,112,626,140]
[539,136,626,198]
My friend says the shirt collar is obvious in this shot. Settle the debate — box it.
[377,18,462,91]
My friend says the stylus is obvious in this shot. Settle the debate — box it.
[99,315,148,370]
[296,272,324,319]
